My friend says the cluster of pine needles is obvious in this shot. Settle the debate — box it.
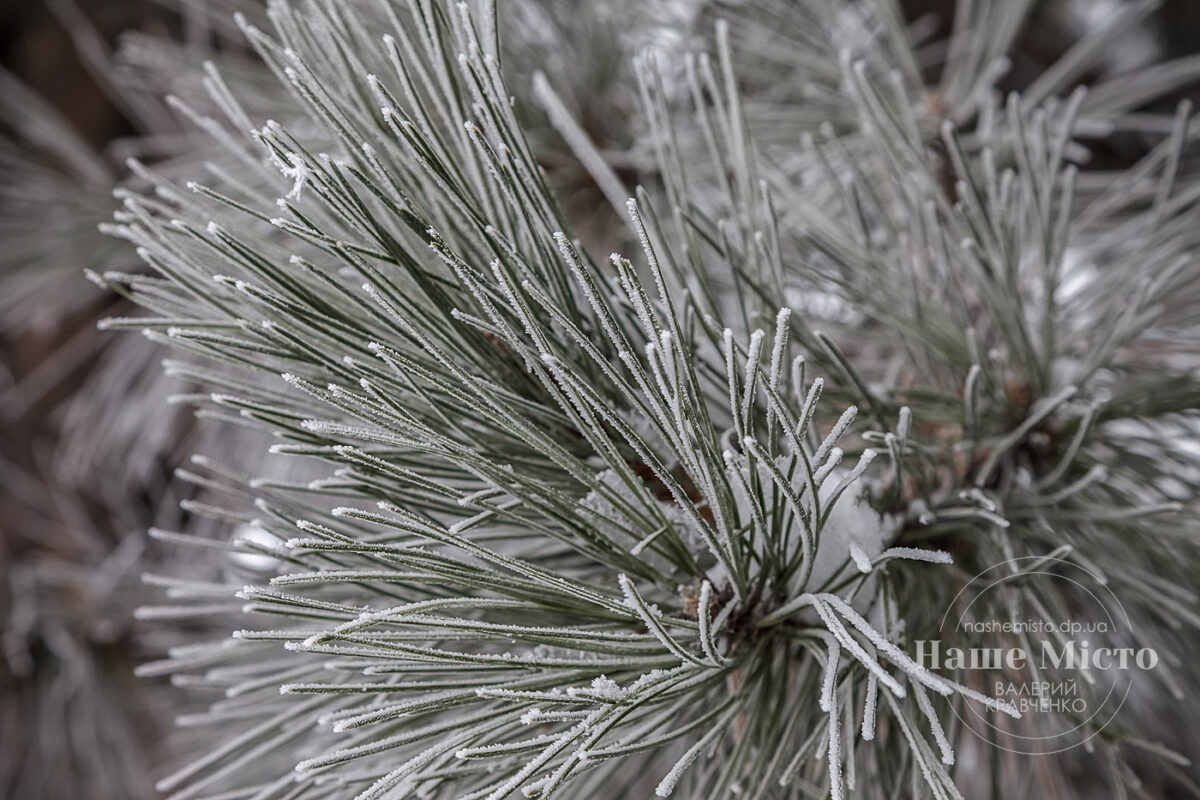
[4,0,1200,798]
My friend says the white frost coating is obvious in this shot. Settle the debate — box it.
[697,580,727,666]
[813,447,845,485]
[820,634,841,712]
[878,547,953,565]
[578,468,632,528]
[861,672,878,741]
[618,575,706,666]
[912,682,955,765]
[811,598,906,699]
[806,468,891,593]
[827,677,844,800]
[815,407,857,467]
[280,152,312,200]
[654,702,741,797]
[819,594,953,696]
[567,675,624,702]
[848,542,873,573]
